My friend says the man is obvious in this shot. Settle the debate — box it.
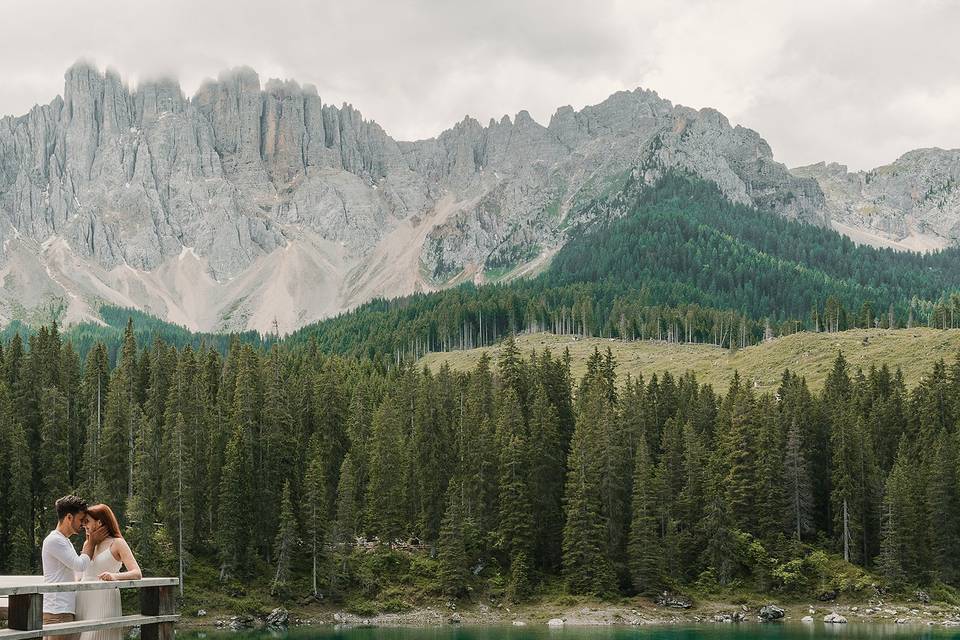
[41,495,107,640]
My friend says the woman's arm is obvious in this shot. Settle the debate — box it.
[99,538,143,581]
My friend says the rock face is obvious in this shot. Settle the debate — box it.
[793,150,960,252]
[0,61,938,332]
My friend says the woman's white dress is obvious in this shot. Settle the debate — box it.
[75,539,123,640]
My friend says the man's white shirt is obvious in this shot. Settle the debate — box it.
[41,530,91,614]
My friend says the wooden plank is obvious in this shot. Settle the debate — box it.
[0,578,178,596]
[6,594,42,632]
[0,615,178,640]
[140,586,175,640]
[139,586,174,616]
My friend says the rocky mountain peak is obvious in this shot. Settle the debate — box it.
[0,61,950,333]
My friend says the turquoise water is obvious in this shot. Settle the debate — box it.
[177,625,960,640]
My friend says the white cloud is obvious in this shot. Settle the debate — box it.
[1,0,958,170]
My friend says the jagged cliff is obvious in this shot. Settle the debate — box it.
[793,149,960,252]
[0,61,879,332]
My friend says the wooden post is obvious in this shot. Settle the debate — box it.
[7,593,42,632]
[139,586,174,640]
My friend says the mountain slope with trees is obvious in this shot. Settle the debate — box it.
[2,321,959,613]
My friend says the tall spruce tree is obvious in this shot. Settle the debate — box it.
[562,383,616,596]
[272,481,298,594]
[437,481,470,597]
[498,433,535,599]
[783,419,814,541]
[303,433,329,596]
[628,438,661,594]
[218,425,250,579]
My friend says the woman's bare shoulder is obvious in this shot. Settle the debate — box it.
[111,537,132,557]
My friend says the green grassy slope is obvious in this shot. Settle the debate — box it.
[421,328,960,392]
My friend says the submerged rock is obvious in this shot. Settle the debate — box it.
[801,616,814,623]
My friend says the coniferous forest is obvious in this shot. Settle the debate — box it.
[3,171,960,610]
[2,320,960,607]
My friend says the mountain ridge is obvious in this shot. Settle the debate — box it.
[0,61,956,332]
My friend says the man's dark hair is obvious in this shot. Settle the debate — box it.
[55,495,88,521]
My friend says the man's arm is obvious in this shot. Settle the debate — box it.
[49,535,91,574]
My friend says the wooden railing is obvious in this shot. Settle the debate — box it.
[0,577,178,640]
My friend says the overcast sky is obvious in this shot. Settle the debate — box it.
[1,0,958,171]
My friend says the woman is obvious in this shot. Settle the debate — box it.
[75,504,142,640]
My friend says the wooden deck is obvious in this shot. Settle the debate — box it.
[0,577,178,640]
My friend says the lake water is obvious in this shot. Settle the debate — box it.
[177,625,960,640]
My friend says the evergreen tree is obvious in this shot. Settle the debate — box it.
[272,481,298,594]
[926,431,960,583]
[721,387,760,533]
[437,482,470,597]
[527,382,564,571]
[0,382,32,572]
[498,433,535,599]
[81,343,110,499]
[877,446,916,584]
[218,425,250,579]
[303,434,329,596]
[628,438,661,594]
[39,387,71,514]
[831,410,881,565]
[562,384,616,596]
[365,396,407,541]
[783,419,814,541]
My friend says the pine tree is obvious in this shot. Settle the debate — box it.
[314,360,348,516]
[81,343,110,500]
[410,368,451,545]
[497,334,528,416]
[498,433,534,599]
[303,434,329,596]
[218,425,250,579]
[562,384,616,596]
[831,409,882,565]
[0,382,32,572]
[677,420,708,578]
[926,431,960,583]
[99,378,134,514]
[5,421,33,572]
[783,419,814,541]
[272,481,298,593]
[877,446,915,584]
[755,395,786,539]
[39,387,71,513]
[160,412,195,592]
[365,396,407,541]
[721,386,760,533]
[527,383,564,571]
[437,482,470,597]
[628,438,661,594]
[700,484,737,585]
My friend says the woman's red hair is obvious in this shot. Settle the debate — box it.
[86,504,123,539]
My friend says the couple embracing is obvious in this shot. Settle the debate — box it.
[41,495,142,640]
